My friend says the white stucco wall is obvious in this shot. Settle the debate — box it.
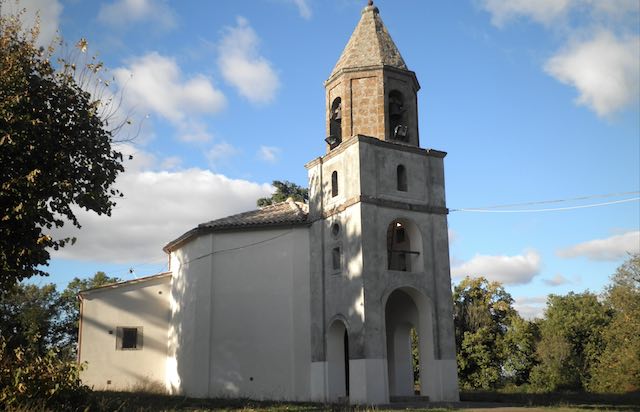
[167,226,311,401]
[78,274,171,391]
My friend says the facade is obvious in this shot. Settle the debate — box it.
[78,3,459,405]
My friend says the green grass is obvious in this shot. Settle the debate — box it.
[5,390,640,411]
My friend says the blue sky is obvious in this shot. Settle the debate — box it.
[8,0,639,318]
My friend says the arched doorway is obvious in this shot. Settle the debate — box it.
[327,320,349,400]
[385,288,433,398]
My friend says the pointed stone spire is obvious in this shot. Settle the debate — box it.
[329,1,407,78]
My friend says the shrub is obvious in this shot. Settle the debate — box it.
[0,336,90,410]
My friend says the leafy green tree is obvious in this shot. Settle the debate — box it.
[589,254,640,392]
[501,315,539,385]
[0,283,65,355]
[530,292,611,391]
[453,276,519,389]
[0,12,124,291]
[257,180,308,207]
[59,271,121,353]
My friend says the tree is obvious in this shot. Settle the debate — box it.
[501,315,539,386]
[530,292,611,391]
[453,276,521,389]
[257,180,308,207]
[0,12,124,290]
[59,271,121,353]
[0,283,65,355]
[589,254,640,392]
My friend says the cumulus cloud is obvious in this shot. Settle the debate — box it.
[113,52,226,142]
[451,250,541,285]
[217,17,280,104]
[545,32,640,117]
[50,144,272,263]
[543,273,570,286]
[513,296,547,320]
[1,0,62,47]
[557,230,640,261]
[98,0,176,30]
[258,145,281,163]
[114,52,225,122]
[480,0,640,117]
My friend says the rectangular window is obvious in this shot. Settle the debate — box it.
[332,247,341,271]
[116,326,143,350]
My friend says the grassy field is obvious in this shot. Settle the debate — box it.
[7,390,639,411]
[69,390,640,412]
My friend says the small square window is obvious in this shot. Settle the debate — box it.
[116,327,143,350]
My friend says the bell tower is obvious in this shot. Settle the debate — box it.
[307,2,459,405]
[324,1,420,151]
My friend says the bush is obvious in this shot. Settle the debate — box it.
[0,336,90,411]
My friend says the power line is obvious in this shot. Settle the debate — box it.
[452,197,639,213]
[450,191,640,213]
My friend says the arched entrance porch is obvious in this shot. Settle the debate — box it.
[384,287,434,398]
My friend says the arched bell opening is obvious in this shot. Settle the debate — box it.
[386,219,423,272]
[327,97,343,149]
[327,319,349,401]
[388,90,408,141]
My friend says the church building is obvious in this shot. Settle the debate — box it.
[78,2,459,405]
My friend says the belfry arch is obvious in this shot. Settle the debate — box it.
[386,218,424,272]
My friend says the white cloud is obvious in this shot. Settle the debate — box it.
[480,0,640,117]
[50,144,272,263]
[557,230,640,261]
[1,0,62,47]
[290,0,312,19]
[545,32,640,117]
[481,0,640,27]
[543,273,570,286]
[113,52,226,142]
[513,296,547,320]
[217,17,280,104]
[98,0,176,30]
[481,0,573,27]
[114,52,225,123]
[258,145,281,163]
[206,142,240,169]
[451,250,541,285]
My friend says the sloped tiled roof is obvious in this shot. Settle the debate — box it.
[163,199,309,252]
[330,2,407,78]
[199,199,308,230]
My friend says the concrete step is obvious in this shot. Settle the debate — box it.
[390,395,430,403]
